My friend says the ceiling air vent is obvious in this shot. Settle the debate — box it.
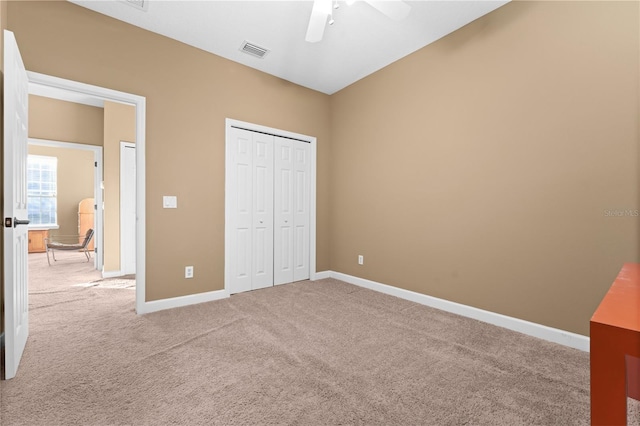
[240,41,269,59]
[122,0,149,12]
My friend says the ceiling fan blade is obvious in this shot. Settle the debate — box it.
[305,0,332,43]
[364,0,411,21]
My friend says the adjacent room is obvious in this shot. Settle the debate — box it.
[0,0,638,424]
[25,92,138,304]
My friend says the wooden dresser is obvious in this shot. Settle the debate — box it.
[78,198,95,250]
[28,230,49,253]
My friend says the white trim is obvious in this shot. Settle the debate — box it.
[224,118,317,294]
[28,138,101,152]
[29,81,104,108]
[137,289,230,315]
[313,270,332,280]
[309,136,317,281]
[28,138,103,270]
[120,142,136,276]
[322,271,590,352]
[28,225,59,230]
[27,71,147,315]
[101,270,124,279]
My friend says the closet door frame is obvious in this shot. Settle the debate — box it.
[224,118,317,295]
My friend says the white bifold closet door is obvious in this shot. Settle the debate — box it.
[228,128,310,294]
[228,128,274,293]
[274,137,310,285]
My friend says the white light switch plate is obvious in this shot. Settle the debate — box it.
[163,196,177,209]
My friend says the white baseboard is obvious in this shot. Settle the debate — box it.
[102,270,124,279]
[138,289,230,315]
[320,271,590,352]
[312,271,332,280]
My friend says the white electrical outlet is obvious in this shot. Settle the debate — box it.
[185,266,194,279]
[358,255,364,265]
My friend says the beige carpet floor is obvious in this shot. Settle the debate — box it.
[1,252,638,425]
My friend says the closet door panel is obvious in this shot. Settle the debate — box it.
[252,133,274,290]
[228,128,253,294]
[274,138,294,285]
[293,143,310,282]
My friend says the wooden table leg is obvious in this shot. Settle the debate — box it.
[591,323,640,425]
[627,355,640,401]
[591,323,628,425]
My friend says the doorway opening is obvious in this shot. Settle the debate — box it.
[27,71,147,313]
[27,138,103,271]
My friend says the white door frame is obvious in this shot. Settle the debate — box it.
[224,118,318,293]
[27,71,148,314]
[120,141,136,276]
[27,138,104,271]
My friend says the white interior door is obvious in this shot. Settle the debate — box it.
[292,141,310,282]
[3,30,30,380]
[274,138,294,285]
[120,142,136,275]
[272,137,312,286]
[227,127,274,294]
[228,128,253,294]
[252,133,274,290]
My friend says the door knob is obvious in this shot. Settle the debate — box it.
[13,218,30,227]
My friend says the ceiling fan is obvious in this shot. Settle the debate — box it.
[305,0,412,43]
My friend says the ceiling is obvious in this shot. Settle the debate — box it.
[70,0,509,95]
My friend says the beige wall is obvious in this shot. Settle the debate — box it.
[6,1,332,301]
[29,95,103,146]
[330,1,639,335]
[28,145,94,237]
[103,101,135,272]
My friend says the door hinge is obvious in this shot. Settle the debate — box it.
[4,218,11,228]
[94,204,97,210]
[95,161,98,167]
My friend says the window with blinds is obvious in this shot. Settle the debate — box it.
[27,155,57,226]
